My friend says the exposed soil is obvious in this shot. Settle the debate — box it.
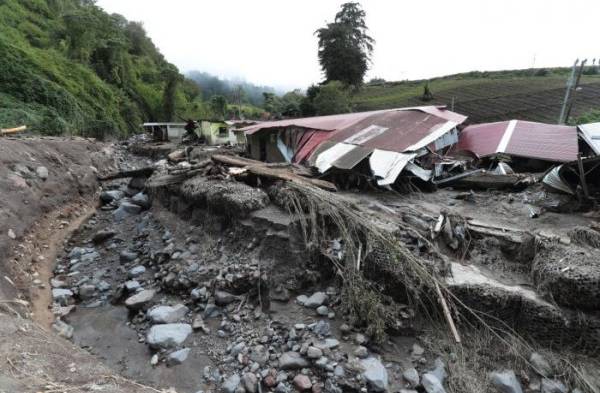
[2,137,600,393]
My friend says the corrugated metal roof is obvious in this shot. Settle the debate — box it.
[456,120,578,162]
[578,122,600,155]
[240,106,466,135]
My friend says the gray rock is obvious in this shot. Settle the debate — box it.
[360,357,388,392]
[125,280,141,292]
[52,319,74,339]
[215,290,237,306]
[35,166,48,180]
[249,345,269,365]
[147,304,189,324]
[489,370,523,393]
[97,280,111,292]
[316,305,329,315]
[113,202,142,221]
[313,320,331,337]
[275,382,291,393]
[530,353,553,377]
[422,373,446,393]
[124,289,156,310]
[100,190,124,204]
[541,379,567,393]
[146,323,192,349]
[191,287,208,301]
[78,284,96,300]
[222,374,241,393]
[128,265,146,278]
[411,343,425,356]
[80,250,100,263]
[431,358,447,384]
[167,348,190,366]
[304,292,327,308]
[203,303,221,319]
[52,288,74,305]
[129,176,146,190]
[120,250,138,263]
[131,192,151,209]
[296,295,308,305]
[324,338,340,349]
[307,346,323,359]
[354,346,368,359]
[242,372,258,393]
[402,368,419,387]
[92,229,115,244]
[279,352,309,370]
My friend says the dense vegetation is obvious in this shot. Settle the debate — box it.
[0,0,207,137]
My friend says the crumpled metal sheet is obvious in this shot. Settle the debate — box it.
[542,165,574,195]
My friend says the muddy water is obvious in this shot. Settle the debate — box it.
[71,305,212,392]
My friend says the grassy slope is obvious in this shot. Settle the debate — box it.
[0,0,200,136]
[353,69,600,124]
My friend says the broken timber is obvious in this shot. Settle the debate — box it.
[97,166,155,181]
[211,154,336,192]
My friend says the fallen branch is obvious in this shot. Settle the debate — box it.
[0,125,27,135]
[97,166,155,181]
[212,154,336,191]
[435,281,462,343]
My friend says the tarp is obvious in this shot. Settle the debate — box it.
[457,120,578,162]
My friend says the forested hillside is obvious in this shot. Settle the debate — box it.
[0,0,203,137]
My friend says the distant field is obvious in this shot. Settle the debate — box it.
[353,69,600,124]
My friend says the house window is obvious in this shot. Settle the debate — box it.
[218,126,228,137]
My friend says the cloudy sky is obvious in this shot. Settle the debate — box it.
[97,0,599,90]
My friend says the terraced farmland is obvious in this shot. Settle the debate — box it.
[353,70,600,124]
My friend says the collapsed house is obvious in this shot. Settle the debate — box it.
[241,106,467,186]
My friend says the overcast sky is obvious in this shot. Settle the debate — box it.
[97,0,599,90]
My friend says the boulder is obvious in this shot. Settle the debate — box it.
[128,265,146,278]
[146,323,192,349]
[293,374,312,391]
[530,353,553,377]
[402,368,419,388]
[52,288,74,305]
[215,290,237,306]
[132,192,151,209]
[124,289,156,310]
[279,352,310,370]
[489,370,523,393]
[304,292,327,308]
[147,304,189,324]
[360,357,388,392]
[120,250,138,263]
[222,374,241,393]
[242,372,258,393]
[422,373,446,393]
[541,379,567,393]
[167,348,190,366]
[100,190,124,204]
[113,202,142,221]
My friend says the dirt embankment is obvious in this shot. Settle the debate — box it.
[0,137,114,301]
[0,137,159,393]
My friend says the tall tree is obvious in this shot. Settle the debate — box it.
[209,95,228,119]
[316,2,374,86]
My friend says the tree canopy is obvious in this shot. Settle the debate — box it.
[316,2,374,86]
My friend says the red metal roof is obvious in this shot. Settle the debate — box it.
[240,106,466,135]
[457,120,578,162]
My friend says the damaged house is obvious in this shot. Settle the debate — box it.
[241,106,467,186]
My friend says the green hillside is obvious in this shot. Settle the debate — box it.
[354,69,600,124]
[0,0,204,137]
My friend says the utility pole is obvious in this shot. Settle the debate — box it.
[558,59,579,124]
[564,59,587,124]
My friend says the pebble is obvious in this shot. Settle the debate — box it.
[307,347,323,359]
[279,352,310,370]
[147,304,189,324]
[360,357,388,392]
[128,265,146,278]
[354,346,368,359]
[222,374,241,393]
[402,368,419,387]
[125,289,156,310]
[316,305,329,316]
